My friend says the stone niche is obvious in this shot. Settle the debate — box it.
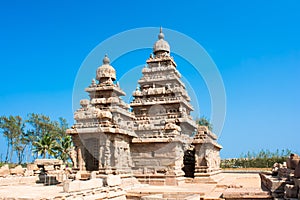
[71,131,133,175]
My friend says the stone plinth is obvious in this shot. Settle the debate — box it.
[222,187,272,200]
[140,194,200,200]
[0,176,37,186]
[259,172,293,198]
[63,178,103,192]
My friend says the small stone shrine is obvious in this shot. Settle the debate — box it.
[67,55,136,176]
[192,126,222,182]
[67,28,222,185]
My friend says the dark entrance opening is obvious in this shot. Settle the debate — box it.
[182,146,195,178]
[84,138,99,171]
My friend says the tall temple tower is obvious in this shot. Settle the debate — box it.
[130,28,197,185]
[67,55,136,175]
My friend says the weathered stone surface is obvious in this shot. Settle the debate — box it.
[63,180,80,192]
[81,178,103,190]
[287,153,300,170]
[0,164,10,177]
[24,169,34,177]
[0,176,37,186]
[284,184,298,198]
[75,171,81,180]
[10,165,25,175]
[294,177,300,188]
[90,171,97,179]
[34,159,63,166]
[44,165,54,171]
[106,175,121,186]
[278,167,292,178]
[26,163,38,171]
[260,173,287,193]
[294,161,300,178]
[222,187,271,199]
[63,178,103,192]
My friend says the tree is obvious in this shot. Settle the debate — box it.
[196,116,213,131]
[32,133,58,159]
[26,113,55,159]
[0,115,28,163]
[12,116,28,164]
[57,135,73,164]
[1,113,72,163]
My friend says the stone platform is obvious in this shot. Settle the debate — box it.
[127,173,271,200]
[0,173,272,200]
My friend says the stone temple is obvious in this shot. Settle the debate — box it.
[67,28,222,185]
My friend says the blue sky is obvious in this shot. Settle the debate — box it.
[0,1,299,159]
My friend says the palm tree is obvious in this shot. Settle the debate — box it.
[32,133,58,159]
[57,135,73,164]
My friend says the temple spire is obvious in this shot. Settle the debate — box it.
[153,27,170,54]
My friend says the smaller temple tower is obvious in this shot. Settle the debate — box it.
[192,126,222,182]
[67,55,136,175]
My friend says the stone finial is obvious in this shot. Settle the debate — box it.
[96,54,116,81]
[103,54,110,65]
[153,27,170,54]
[80,99,89,107]
[158,27,164,40]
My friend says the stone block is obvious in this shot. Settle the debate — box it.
[141,194,163,200]
[0,176,37,186]
[106,175,121,186]
[107,190,126,198]
[80,179,103,190]
[63,180,81,192]
[75,171,81,180]
[24,169,34,177]
[44,165,54,171]
[284,184,298,198]
[260,173,286,192]
[10,165,24,175]
[63,179,103,193]
[278,167,292,178]
[287,154,300,170]
[26,163,38,171]
[56,173,67,183]
[294,162,300,178]
[90,171,97,179]
[294,178,300,188]
[34,159,63,166]
[0,164,10,177]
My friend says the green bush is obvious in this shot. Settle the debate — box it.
[221,149,292,168]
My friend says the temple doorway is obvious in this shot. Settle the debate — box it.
[84,138,99,171]
[182,146,195,178]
